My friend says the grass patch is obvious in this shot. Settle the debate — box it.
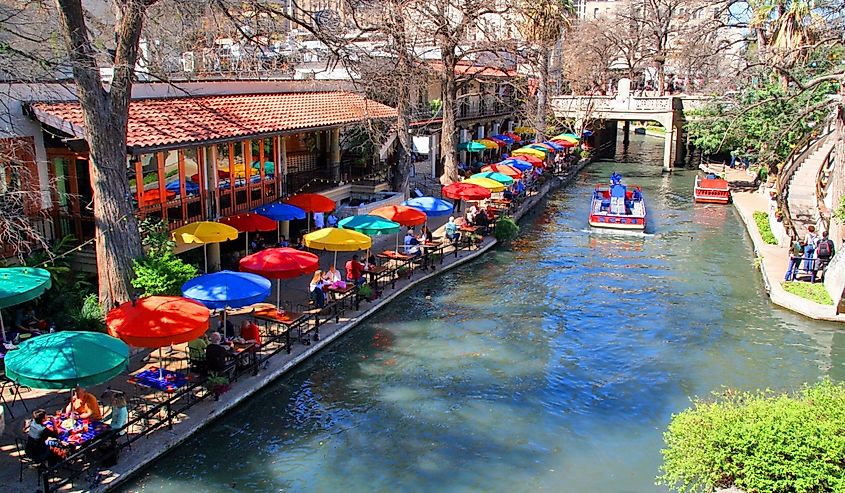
[782,281,833,305]
[752,210,778,244]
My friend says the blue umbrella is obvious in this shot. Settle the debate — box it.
[181,270,271,310]
[582,130,594,137]
[166,180,200,195]
[401,197,454,217]
[543,141,566,152]
[254,202,306,221]
[490,134,514,145]
[499,159,533,171]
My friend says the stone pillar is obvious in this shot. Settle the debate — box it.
[207,242,221,273]
[623,121,631,147]
[204,146,218,219]
[663,125,675,172]
[279,135,288,197]
[330,127,341,182]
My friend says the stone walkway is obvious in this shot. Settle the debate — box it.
[0,167,576,493]
[730,188,845,322]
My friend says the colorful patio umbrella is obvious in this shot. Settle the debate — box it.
[529,143,555,152]
[512,147,547,159]
[220,213,278,252]
[511,155,545,167]
[582,130,594,137]
[490,134,514,145]
[165,180,200,195]
[401,197,454,217]
[181,270,271,310]
[4,331,129,390]
[543,141,566,152]
[465,177,507,193]
[0,267,52,341]
[338,215,401,236]
[107,296,210,348]
[371,205,427,227]
[551,139,579,148]
[471,172,514,186]
[481,164,521,178]
[253,202,307,221]
[442,182,491,201]
[239,248,320,307]
[458,141,488,152]
[504,132,522,142]
[475,139,499,149]
[172,221,240,272]
[486,137,508,147]
[514,126,536,134]
[499,159,533,172]
[553,133,581,141]
[303,228,373,267]
[285,193,336,213]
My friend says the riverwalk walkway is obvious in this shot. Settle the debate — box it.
[0,163,584,493]
[728,169,845,322]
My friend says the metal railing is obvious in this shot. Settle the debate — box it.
[776,118,835,239]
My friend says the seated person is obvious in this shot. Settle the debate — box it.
[239,320,261,346]
[444,216,460,244]
[206,332,233,374]
[346,254,365,286]
[309,271,326,308]
[64,385,102,421]
[218,317,235,339]
[277,235,290,248]
[105,391,128,435]
[475,210,490,235]
[323,265,343,287]
[419,225,433,243]
[187,334,209,354]
[14,305,42,338]
[366,254,377,269]
[404,229,421,256]
[24,409,62,465]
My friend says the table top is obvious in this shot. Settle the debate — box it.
[363,265,388,274]
[229,340,257,353]
[327,284,356,295]
[129,366,190,393]
[459,225,481,232]
[378,250,413,260]
[253,307,306,326]
[419,241,443,249]
[46,414,111,446]
[490,198,512,205]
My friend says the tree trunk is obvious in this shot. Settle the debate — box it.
[439,48,459,186]
[56,0,145,309]
[536,47,550,142]
[656,59,666,96]
[389,5,413,198]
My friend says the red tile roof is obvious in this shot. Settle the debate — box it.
[28,92,397,151]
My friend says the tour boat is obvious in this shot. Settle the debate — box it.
[693,173,731,204]
[588,173,647,230]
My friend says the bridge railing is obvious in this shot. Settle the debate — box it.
[551,95,677,114]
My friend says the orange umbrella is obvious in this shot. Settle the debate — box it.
[371,205,427,227]
[284,193,336,213]
[220,213,278,252]
[481,164,521,178]
[106,296,210,348]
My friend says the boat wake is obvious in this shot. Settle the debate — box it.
[581,227,656,238]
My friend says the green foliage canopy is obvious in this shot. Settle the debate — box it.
[494,216,520,243]
[658,380,845,493]
[131,219,198,296]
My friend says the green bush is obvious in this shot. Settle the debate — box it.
[753,211,778,245]
[782,281,834,305]
[132,252,198,297]
[69,294,106,332]
[494,216,520,243]
[658,380,845,493]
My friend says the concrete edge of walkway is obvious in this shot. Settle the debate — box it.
[95,173,566,492]
[731,192,845,323]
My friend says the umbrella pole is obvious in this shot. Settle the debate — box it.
[159,347,164,380]
[203,244,208,273]
[333,251,338,269]
[276,279,281,309]
[277,222,281,243]
[245,231,249,254]
[0,315,5,342]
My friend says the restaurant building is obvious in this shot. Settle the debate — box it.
[0,80,397,265]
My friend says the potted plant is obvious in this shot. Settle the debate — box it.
[206,373,230,400]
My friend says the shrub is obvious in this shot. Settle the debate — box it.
[132,252,198,297]
[494,216,520,243]
[69,294,106,332]
[658,380,845,493]
[782,281,834,305]
[752,211,778,244]
[580,149,592,159]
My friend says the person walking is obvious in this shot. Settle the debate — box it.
[803,225,819,272]
[784,237,803,282]
[814,230,836,282]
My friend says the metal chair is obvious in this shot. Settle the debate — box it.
[15,437,46,484]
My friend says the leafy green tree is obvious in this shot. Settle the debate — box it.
[658,380,845,493]
[494,216,520,244]
[131,219,198,296]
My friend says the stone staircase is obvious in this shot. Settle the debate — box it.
[785,135,836,239]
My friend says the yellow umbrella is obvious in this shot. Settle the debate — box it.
[464,177,506,193]
[514,126,536,134]
[172,221,239,272]
[552,134,580,143]
[512,147,547,158]
[303,227,373,266]
[474,139,498,149]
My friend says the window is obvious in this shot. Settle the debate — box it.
[594,7,599,18]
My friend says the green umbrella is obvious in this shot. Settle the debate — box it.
[5,331,129,389]
[471,171,514,186]
[338,215,401,236]
[458,141,487,152]
[0,267,52,341]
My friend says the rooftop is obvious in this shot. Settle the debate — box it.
[28,91,397,151]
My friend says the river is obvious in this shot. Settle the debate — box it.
[120,135,844,493]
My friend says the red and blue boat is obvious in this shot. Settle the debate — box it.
[589,173,647,230]
[693,173,731,204]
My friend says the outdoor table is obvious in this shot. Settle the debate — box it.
[252,306,305,352]
[418,241,444,270]
[363,265,388,289]
[327,283,358,313]
[128,366,191,394]
[45,414,111,448]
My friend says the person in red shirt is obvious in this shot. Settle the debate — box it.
[346,254,365,286]
[239,320,261,346]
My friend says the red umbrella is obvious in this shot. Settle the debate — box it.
[107,296,210,348]
[240,247,320,307]
[511,155,545,167]
[551,139,578,148]
[285,193,336,213]
[504,132,522,142]
[371,205,427,227]
[442,182,492,201]
[220,213,278,252]
[487,137,507,147]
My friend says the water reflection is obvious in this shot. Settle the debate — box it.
[120,135,842,493]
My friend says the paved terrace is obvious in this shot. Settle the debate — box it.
[726,167,845,322]
[0,161,586,493]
